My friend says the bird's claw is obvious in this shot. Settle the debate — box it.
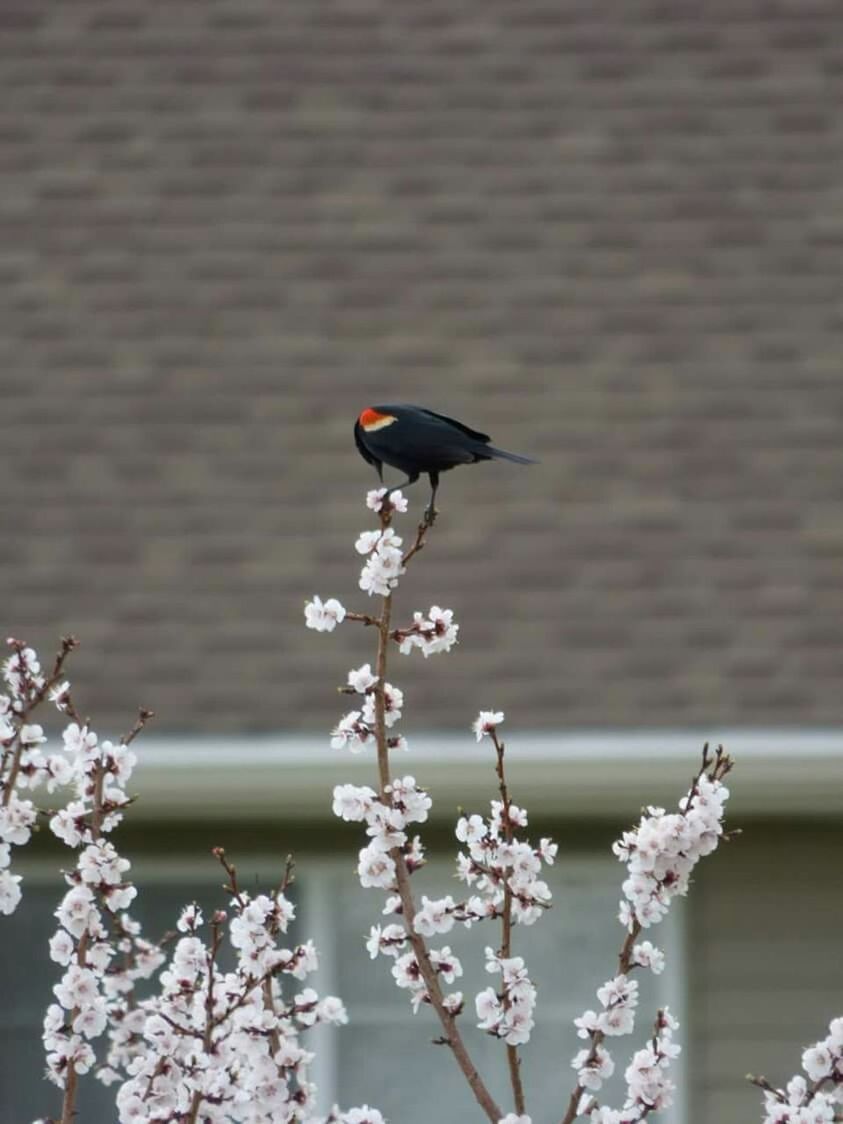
[422,504,438,528]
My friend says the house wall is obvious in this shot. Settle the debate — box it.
[689,823,843,1123]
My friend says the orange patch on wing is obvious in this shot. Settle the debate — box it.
[359,407,397,432]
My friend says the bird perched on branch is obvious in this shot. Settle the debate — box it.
[354,404,537,517]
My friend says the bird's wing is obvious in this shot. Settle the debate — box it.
[354,421,380,467]
[416,408,491,445]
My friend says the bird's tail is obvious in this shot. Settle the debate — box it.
[484,444,538,465]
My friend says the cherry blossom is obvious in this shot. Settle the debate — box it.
[472,710,504,741]
[366,487,408,514]
[396,605,459,657]
[305,594,347,632]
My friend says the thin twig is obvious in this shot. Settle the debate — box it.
[345,611,379,627]
[402,509,436,567]
[123,708,155,747]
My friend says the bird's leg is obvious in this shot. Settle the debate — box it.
[424,471,439,526]
[384,472,419,501]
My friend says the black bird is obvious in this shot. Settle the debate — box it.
[354,404,536,515]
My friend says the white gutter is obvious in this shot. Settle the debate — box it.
[129,730,843,821]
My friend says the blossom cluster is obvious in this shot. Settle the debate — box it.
[43,718,141,1090]
[568,750,731,1117]
[613,770,729,931]
[476,948,537,1047]
[578,1009,681,1122]
[757,1017,843,1123]
[0,642,73,914]
[394,606,459,658]
[390,944,465,1015]
[352,488,410,598]
[115,889,357,1123]
[333,776,432,894]
[356,525,406,597]
[330,665,406,755]
[454,797,556,929]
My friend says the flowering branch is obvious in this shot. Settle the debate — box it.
[491,727,527,1116]
[310,489,504,1122]
[311,490,568,1124]
[1,635,77,802]
[561,744,734,1124]
[369,499,503,1123]
[0,637,81,917]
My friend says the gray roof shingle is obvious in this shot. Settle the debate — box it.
[3,0,843,732]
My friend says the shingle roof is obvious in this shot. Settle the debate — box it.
[4,0,843,734]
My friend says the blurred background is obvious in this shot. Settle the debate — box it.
[2,1,843,1121]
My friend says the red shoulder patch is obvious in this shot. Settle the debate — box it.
[359,407,397,430]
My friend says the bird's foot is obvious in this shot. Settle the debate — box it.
[422,503,438,528]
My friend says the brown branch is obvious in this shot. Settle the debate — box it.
[214,847,248,911]
[401,508,436,567]
[122,708,154,747]
[492,730,526,1116]
[345,611,378,627]
[370,508,502,1124]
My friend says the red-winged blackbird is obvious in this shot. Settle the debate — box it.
[354,404,536,513]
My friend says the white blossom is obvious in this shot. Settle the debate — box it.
[332,783,377,822]
[472,710,504,741]
[631,940,665,975]
[304,595,347,632]
[331,711,373,754]
[0,794,37,845]
[342,1107,387,1124]
[0,868,22,914]
[357,843,396,890]
[176,903,204,933]
[347,663,378,694]
[366,487,408,514]
[56,884,99,939]
[413,895,456,937]
[398,606,459,656]
[573,1043,615,1091]
[49,929,76,966]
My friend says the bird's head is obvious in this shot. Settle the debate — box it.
[358,407,398,432]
